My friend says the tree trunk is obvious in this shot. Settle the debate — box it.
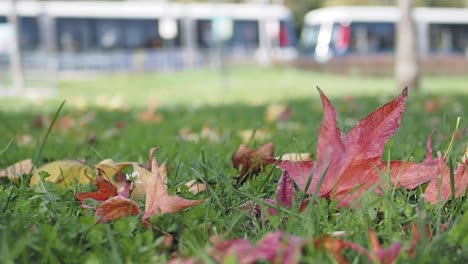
[395,0,420,91]
[8,0,24,94]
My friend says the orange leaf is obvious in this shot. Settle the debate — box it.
[95,196,140,223]
[75,178,118,201]
[142,148,205,225]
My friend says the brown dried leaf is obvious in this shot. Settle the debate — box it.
[232,142,275,183]
[95,196,141,223]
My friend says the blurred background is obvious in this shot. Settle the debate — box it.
[0,0,467,103]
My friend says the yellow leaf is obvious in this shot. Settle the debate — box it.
[30,160,93,187]
[278,153,312,161]
[0,159,34,181]
[95,159,136,192]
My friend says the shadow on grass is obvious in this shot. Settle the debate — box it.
[1,92,466,170]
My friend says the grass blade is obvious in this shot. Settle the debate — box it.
[33,100,66,167]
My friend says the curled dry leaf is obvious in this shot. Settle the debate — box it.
[30,160,93,187]
[232,142,275,183]
[0,159,34,181]
[94,159,135,192]
[142,148,205,225]
[95,196,140,223]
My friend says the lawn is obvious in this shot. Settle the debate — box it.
[0,66,467,263]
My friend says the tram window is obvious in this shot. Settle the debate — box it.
[19,17,40,51]
[123,19,158,49]
[280,20,297,47]
[96,19,124,50]
[56,18,96,52]
[123,19,181,49]
[229,20,259,48]
[197,19,259,49]
[196,20,213,48]
[0,16,40,51]
[429,23,468,53]
[348,22,394,54]
[299,24,320,54]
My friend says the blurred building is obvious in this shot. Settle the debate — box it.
[0,0,297,74]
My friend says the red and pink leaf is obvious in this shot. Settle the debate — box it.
[425,159,468,204]
[210,232,305,264]
[95,196,140,223]
[276,171,295,208]
[276,88,441,206]
[276,160,314,192]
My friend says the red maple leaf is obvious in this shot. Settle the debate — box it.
[142,148,205,225]
[277,88,440,206]
[95,196,141,223]
[424,159,468,204]
[75,177,118,202]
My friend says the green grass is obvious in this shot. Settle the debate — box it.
[2,66,468,112]
[0,66,467,263]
